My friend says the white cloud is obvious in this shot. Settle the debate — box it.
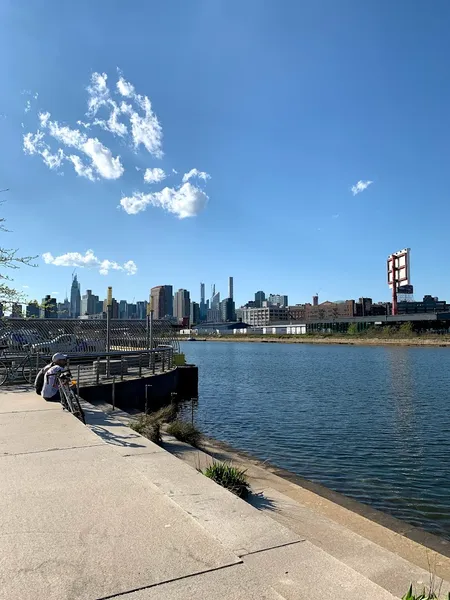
[144,167,166,184]
[68,155,96,181]
[42,249,137,276]
[23,131,46,155]
[41,148,65,170]
[82,137,124,179]
[22,285,29,289]
[121,181,209,219]
[122,95,163,157]
[87,72,110,115]
[24,100,31,113]
[182,168,210,183]
[117,76,135,97]
[351,180,373,196]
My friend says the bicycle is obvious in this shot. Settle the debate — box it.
[0,346,47,386]
[57,371,86,425]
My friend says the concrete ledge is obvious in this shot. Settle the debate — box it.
[244,541,398,600]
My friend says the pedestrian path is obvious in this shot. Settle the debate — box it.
[0,388,445,599]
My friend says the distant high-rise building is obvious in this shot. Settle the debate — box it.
[136,301,147,320]
[151,285,173,319]
[211,292,220,311]
[268,294,288,307]
[11,303,22,318]
[57,297,70,318]
[228,277,234,300]
[81,290,97,316]
[41,295,57,318]
[313,295,319,306]
[190,301,200,326]
[220,298,235,322]
[26,301,40,318]
[119,300,128,319]
[207,308,221,323]
[174,289,190,321]
[128,303,137,319]
[254,291,265,308]
[200,282,207,321]
[70,274,81,318]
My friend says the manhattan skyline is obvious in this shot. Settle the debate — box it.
[3,1,450,306]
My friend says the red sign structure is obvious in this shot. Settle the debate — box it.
[387,248,411,316]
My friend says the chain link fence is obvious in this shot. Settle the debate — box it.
[0,318,180,356]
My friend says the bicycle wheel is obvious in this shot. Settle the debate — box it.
[22,355,47,384]
[0,361,9,386]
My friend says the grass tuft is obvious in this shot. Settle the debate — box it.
[203,461,250,498]
[166,420,202,447]
[130,414,161,445]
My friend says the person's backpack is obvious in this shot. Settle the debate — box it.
[34,365,51,395]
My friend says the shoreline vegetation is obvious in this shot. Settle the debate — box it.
[182,332,450,347]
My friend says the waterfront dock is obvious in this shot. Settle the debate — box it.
[1,388,449,599]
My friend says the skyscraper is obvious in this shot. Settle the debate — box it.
[81,290,98,316]
[70,274,81,318]
[228,277,234,300]
[200,282,207,321]
[41,295,57,318]
[151,285,173,319]
[190,301,200,326]
[211,291,220,311]
[255,290,265,308]
[174,289,190,322]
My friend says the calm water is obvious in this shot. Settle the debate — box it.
[180,341,450,540]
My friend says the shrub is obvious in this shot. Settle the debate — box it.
[166,420,202,447]
[403,584,450,599]
[130,415,162,445]
[347,323,359,335]
[203,461,250,498]
[151,404,178,423]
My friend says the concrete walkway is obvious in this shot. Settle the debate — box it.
[0,388,447,600]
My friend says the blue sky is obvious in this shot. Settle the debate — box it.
[1,0,450,307]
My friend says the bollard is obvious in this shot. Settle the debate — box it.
[77,365,80,398]
[112,376,116,410]
[96,357,100,385]
[145,384,151,414]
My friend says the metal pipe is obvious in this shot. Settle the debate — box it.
[112,376,116,410]
[191,398,194,425]
[120,357,124,381]
[77,364,80,397]
[138,353,142,377]
[162,351,165,372]
[96,357,100,385]
[152,351,155,374]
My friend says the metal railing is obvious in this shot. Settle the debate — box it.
[63,347,175,389]
[0,318,180,356]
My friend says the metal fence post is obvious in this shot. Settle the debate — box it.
[152,351,155,374]
[112,376,116,410]
[191,398,195,425]
[120,357,124,381]
[96,357,100,385]
[145,384,151,414]
[77,364,80,397]
[146,314,150,351]
[138,353,142,377]
[36,351,40,378]
[162,351,165,372]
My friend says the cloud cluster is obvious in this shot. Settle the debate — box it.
[351,180,373,195]
[144,167,166,184]
[22,70,211,219]
[120,181,209,219]
[42,250,137,276]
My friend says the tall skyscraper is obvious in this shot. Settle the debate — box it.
[26,301,40,318]
[211,291,220,311]
[220,298,235,322]
[119,300,128,319]
[70,274,81,318]
[174,289,190,321]
[190,301,200,326]
[136,301,147,320]
[200,282,207,321]
[81,290,98,316]
[151,285,173,319]
[57,297,70,318]
[228,277,234,300]
[255,290,266,308]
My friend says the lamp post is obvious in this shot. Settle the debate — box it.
[106,286,112,378]
[146,293,154,351]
